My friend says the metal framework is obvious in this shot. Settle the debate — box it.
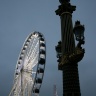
[9,31,46,96]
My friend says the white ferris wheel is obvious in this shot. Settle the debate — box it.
[9,31,46,96]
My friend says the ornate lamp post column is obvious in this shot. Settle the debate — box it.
[55,0,85,96]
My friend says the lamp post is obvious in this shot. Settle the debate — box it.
[55,0,85,96]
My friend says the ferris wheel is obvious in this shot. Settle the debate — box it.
[9,31,46,96]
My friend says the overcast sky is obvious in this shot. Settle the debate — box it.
[0,0,96,96]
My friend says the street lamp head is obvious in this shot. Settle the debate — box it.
[73,20,85,41]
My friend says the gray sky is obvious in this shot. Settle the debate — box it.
[0,0,96,96]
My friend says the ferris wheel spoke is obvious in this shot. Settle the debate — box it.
[26,42,39,63]
[27,37,38,55]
